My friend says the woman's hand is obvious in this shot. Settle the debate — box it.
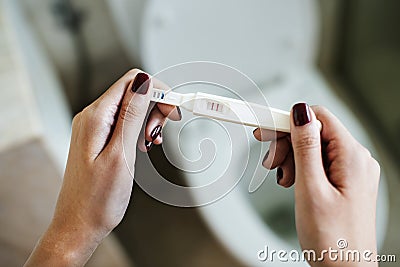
[25,69,181,266]
[253,103,380,266]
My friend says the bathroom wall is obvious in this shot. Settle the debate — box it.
[340,0,400,160]
[319,0,400,163]
[17,0,132,113]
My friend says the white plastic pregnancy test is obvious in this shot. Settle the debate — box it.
[150,88,322,133]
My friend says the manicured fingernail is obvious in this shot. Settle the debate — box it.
[263,150,270,162]
[132,72,150,94]
[150,125,162,141]
[176,107,182,120]
[293,103,311,126]
[145,140,153,151]
[277,167,283,183]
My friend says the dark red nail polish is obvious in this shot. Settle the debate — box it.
[277,167,283,183]
[150,125,162,141]
[293,103,311,126]
[263,150,270,162]
[176,107,182,120]
[132,72,150,94]
[145,140,153,151]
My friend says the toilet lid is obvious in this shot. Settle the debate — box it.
[141,0,319,84]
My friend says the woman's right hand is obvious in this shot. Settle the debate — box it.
[253,103,380,266]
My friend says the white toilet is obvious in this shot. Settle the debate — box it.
[107,0,389,266]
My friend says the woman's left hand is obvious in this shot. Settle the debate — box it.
[25,69,181,266]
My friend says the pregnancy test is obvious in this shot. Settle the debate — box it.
[150,88,322,133]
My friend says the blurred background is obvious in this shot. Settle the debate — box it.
[0,0,399,266]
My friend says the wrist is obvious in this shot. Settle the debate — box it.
[55,222,101,261]
[26,219,105,267]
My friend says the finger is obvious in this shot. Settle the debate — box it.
[106,72,153,166]
[147,108,164,145]
[157,103,182,121]
[92,69,145,115]
[253,128,288,141]
[93,69,170,111]
[277,150,295,188]
[311,105,355,152]
[77,69,143,158]
[137,134,147,153]
[262,137,291,169]
[137,88,181,153]
[150,76,181,121]
[290,103,326,188]
[311,105,360,187]
[144,106,166,151]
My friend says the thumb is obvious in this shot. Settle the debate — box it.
[109,72,153,163]
[290,103,326,186]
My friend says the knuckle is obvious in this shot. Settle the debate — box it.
[81,104,94,117]
[293,135,320,152]
[310,105,328,115]
[370,157,381,176]
[72,112,81,126]
[355,143,381,183]
[81,104,102,126]
[119,102,144,122]
[312,105,327,112]
[356,143,378,169]
[282,178,295,188]
[357,142,372,157]
[362,156,381,192]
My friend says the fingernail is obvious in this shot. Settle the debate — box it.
[145,140,153,151]
[293,103,311,126]
[263,150,270,162]
[277,167,283,183]
[176,107,182,120]
[150,125,162,141]
[132,72,150,94]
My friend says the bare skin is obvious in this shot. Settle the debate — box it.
[25,70,379,267]
[254,104,380,266]
[24,69,181,266]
